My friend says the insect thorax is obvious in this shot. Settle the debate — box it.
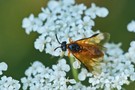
[68,43,81,52]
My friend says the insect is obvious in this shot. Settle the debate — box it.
[54,33,110,72]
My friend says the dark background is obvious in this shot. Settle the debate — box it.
[0,0,135,89]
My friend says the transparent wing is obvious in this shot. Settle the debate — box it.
[71,44,104,72]
[75,33,110,45]
[69,33,110,73]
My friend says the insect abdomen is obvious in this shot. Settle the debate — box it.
[80,44,103,58]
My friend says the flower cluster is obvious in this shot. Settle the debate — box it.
[78,43,135,90]
[21,59,76,90]
[22,0,108,56]
[0,62,20,90]
[0,62,7,75]
[125,41,135,64]
[127,20,135,32]
[21,0,135,90]
[125,21,135,64]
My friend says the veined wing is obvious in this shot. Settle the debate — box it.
[71,43,104,72]
[75,33,110,45]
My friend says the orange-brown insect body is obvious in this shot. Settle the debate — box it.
[55,33,110,71]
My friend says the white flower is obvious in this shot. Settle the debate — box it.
[24,61,45,77]
[34,34,46,52]
[127,20,135,32]
[69,82,87,90]
[78,68,88,81]
[81,16,95,30]
[21,59,77,90]
[76,40,135,89]
[38,8,51,21]
[22,14,35,34]
[96,7,109,18]
[0,76,20,90]
[22,0,135,90]
[125,41,135,63]
[69,4,86,17]
[62,0,75,6]
[104,43,123,57]
[70,82,97,90]
[0,62,20,90]
[45,41,61,56]
[22,14,43,34]
[0,62,7,75]
[73,60,81,69]
[48,0,60,11]
[68,79,76,84]
[22,0,108,56]
[85,3,109,19]
[78,49,135,89]
[32,18,43,31]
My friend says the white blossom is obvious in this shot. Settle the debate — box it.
[22,14,43,34]
[21,59,76,90]
[104,43,123,57]
[0,62,7,75]
[69,82,97,90]
[96,7,109,18]
[73,60,81,69]
[22,0,109,56]
[85,3,109,19]
[21,0,135,90]
[0,62,20,90]
[34,34,46,52]
[77,42,135,89]
[127,20,135,32]
[47,1,60,11]
[125,41,135,64]
[0,76,20,90]
[78,68,88,81]
[84,55,135,90]
[22,14,35,34]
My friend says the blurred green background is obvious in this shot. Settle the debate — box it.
[0,0,135,89]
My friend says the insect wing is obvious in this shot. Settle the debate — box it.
[70,33,110,73]
[75,33,110,45]
[71,44,103,72]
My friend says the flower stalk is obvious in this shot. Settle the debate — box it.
[69,56,79,82]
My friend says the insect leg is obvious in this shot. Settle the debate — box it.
[68,50,71,57]
[69,38,73,43]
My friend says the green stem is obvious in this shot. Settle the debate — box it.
[69,56,79,82]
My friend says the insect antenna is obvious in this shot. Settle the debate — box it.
[54,34,62,51]
[55,34,61,44]
[54,46,61,51]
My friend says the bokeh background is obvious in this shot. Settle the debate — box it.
[0,0,135,89]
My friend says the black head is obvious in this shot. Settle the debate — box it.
[68,43,81,52]
[54,34,67,51]
[61,41,67,51]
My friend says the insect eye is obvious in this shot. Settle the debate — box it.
[61,41,67,51]
[61,46,66,51]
